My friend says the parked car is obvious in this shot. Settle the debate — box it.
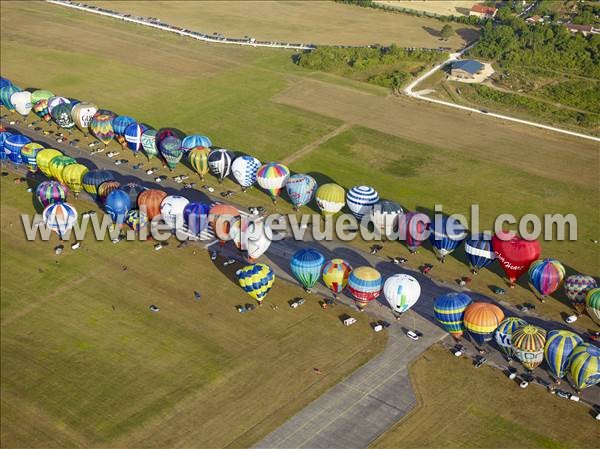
[290,297,305,309]
[114,159,128,165]
[154,175,167,182]
[406,330,420,341]
[474,356,487,368]
[507,367,517,380]
[555,390,570,399]
[565,315,578,324]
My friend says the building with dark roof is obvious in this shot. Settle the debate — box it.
[450,60,485,79]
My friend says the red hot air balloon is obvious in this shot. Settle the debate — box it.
[492,232,541,287]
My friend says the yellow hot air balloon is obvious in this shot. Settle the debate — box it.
[62,163,89,197]
[315,183,345,216]
[36,148,63,178]
[188,147,210,180]
[238,263,275,303]
[49,155,77,185]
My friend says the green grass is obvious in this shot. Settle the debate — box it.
[371,344,599,449]
[0,175,385,447]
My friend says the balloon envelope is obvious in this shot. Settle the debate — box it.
[36,149,63,177]
[429,216,467,261]
[347,266,382,308]
[159,136,183,170]
[398,212,431,252]
[492,232,541,284]
[160,195,190,230]
[43,202,77,239]
[238,263,275,303]
[465,233,495,273]
[51,102,75,129]
[124,123,148,154]
[322,259,352,295]
[208,148,234,182]
[232,156,261,189]
[494,317,527,358]
[62,163,89,197]
[48,155,76,184]
[36,181,67,208]
[105,189,131,225]
[463,302,504,345]
[138,189,167,221]
[290,249,325,291]
[286,174,317,210]
[528,258,565,298]
[188,147,210,179]
[586,288,600,325]
[383,274,420,314]
[125,209,148,231]
[82,169,115,197]
[433,292,472,338]
[1,85,20,109]
[4,134,31,164]
[208,203,239,242]
[315,183,345,216]
[544,330,583,380]
[569,343,600,390]
[20,142,44,172]
[71,102,98,133]
[98,181,121,204]
[230,218,272,260]
[10,91,32,116]
[370,200,403,238]
[256,163,290,199]
[182,134,212,150]
[90,114,114,145]
[141,128,159,159]
[511,325,546,370]
[183,202,211,236]
[564,274,597,314]
[346,185,379,219]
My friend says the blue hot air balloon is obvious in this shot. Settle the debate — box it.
[4,133,31,165]
[124,123,149,155]
[285,174,317,210]
[183,202,211,236]
[429,216,467,263]
[182,134,212,151]
[0,84,20,109]
[0,131,14,161]
[290,249,325,292]
[82,169,115,198]
[433,292,473,339]
[0,77,12,89]
[465,232,495,274]
[112,115,136,146]
[544,330,583,381]
[104,189,131,225]
[208,148,234,182]
[346,185,379,219]
[231,155,261,190]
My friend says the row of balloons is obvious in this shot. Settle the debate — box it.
[434,291,599,390]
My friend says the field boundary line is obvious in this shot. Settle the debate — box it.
[281,123,352,165]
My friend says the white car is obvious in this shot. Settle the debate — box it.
[114,160,124,166]
[520,381,529,389]
[406,330,419,341]
[95,147,105,153]
[71,242,81,250]
[565,315,578,324]
[106,151,119,158]
[56,138,63,143]
[154,243,163,251]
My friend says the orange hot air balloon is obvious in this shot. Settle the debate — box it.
[463,302,504,346]
[138,189,167,221]
[208,203,239,243]
[97,181,121,204]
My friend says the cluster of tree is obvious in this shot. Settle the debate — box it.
[469,20,600,79]
[539,80,600,114]
[572,2,600,26]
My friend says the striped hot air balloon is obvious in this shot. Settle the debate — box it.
[124,123,149,155]
[232,156,261,190]
[90,113,114,145]
[188,147,210,180]
[398,212,431,253]
[208,148,234,182]
[238,263,275,303]
[61,164,89,197]
[429,216,467,263]
[97,181,121,204]
[36,181,67,208]
[564,274,597,314]
[112,116,136,147]
[141,128,158,160]
[569,343,600,390]
[315,183,345,216]
[371,200,403,238]
[347,266,382,309]
[511,325,546,371]
[82,169,115,198]
[346,186,379,219]
[36,149,62,177]
[48,155,76,184]
[463,302,504,346]
[433,292,472,339]
[383,274,421,314]
[183,202,211,236]
[322,259,352,297]
[256,162,290,202]
[4,134,31,164]
[585,288,600,325]
[182,134,212,151]
[290,249,325,292]
[138,189,167,221]
[20,142,44,172]
[464,232,495,274]
[0,130,13,160]
[42,202,77,239]
[32,99,51,122]
[286,174,317,210]
[528,258,566,300]
[494,317,527,359]
[544,330,583,381]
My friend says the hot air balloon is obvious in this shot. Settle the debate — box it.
[36,181,67,208]
[464,232,495,275]
[112,116,136,147]
[42,202,77,239]
[159,136,183,170]
[0,130,13,160]
[564,274,597,314]
[315,183,345,216]
[346,185,379,219]
[232,155,261,190]
[230,217,272,261]
[492,232,541,287]
[586,288,600,325]
[188,147,210,180]
[347,266,382,309]
[71,102,97,134]
[48,155,76,184]
[208,148,234,183]
[10,91,32,117]
[494,317,527,360]
[569,343,600,390]
[370,200,403,238]
[183,202,211,236]
[544,330,583,381]
[383,274,421,314]
[20,142,43,172]
[61,163,89,197]
[160,195,189,231]
[47,96,70,115]
[511,324,546,371]
[125,209,148,232]
[463,302,505,346]
[138,189,167,221]
[121,183,145,208]
[105,189,131,225]
[124,123,148,155]
[36,148,62,177]
[0,77,12,89]
[322,259,352,297]
[182,134,212,151]
[141,128,159,160]
[398,212,431,253]
[90,114,114,145]
[256,162,290,202]
[528,258,565,300]
[433,292,472,339]
[429,216,467,262]
[93,109,117,120]
[32,99,51,122]
[286,173,317,211]
[97,181,121,204]
[290,249,325,292]
[238,263,275,303]
[4,134,31,164]
[50,103,75,129]
[31,90,54,107]
[0,85,20,109]
[155,127,183,146]
[82,169,115,198]
[208,203,239,243]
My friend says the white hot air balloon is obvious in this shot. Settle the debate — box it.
[42,202,78,239]
[371,200,403,237]
[230,217,272,261]
[346,185,379,219]
[231,155,261,190]
[383,274,421,314]
[160,195,189,231]
[10,91,32,117]
[71,102,98,134]
[47,96,70,115]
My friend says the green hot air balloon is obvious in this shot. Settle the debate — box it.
[158,135,183,170]
[51,103,75,129]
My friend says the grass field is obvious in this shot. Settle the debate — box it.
[371,344,599,449]
[374,1,478,17]
[0,174,385,448]
[86,0,478,50]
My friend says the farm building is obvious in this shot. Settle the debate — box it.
[565,23,599,36]
[450,60,485,79]
[469,4,497,19]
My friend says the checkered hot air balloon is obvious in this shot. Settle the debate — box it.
[346,185,379,220]
[238,263,275,303]
[232,156,261,190]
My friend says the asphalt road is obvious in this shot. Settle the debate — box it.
[3,119,599,449]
